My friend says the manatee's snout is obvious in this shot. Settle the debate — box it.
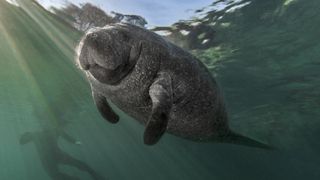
[78,30,126,71]
[77,26,144,84]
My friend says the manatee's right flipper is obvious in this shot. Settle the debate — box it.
[92,91,119,124]
[144,72,172,145]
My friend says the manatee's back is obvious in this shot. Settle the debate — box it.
[161,42,230,140]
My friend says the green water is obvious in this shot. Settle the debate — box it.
[0,0,319,179]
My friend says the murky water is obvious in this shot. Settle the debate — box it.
[0,0,319,179]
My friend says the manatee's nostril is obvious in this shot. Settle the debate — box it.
[86,31,98,40]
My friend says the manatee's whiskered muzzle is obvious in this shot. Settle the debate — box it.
[78,49,98,71]
[101,56,123,70]
[77,45,90,70]
[77,25,143,85]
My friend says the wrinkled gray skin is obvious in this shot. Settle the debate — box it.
[77,23,270,148]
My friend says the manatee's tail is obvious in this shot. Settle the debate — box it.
[213,131,274,150]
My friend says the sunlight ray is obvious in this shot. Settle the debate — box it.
[0,20,61,128]
[17,0,78,61]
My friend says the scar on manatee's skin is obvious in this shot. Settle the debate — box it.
[76,23,272,149]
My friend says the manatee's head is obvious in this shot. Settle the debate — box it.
[76,24,143,84]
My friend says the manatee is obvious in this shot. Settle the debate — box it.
[76,23,271,148]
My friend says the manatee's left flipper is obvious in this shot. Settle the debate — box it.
[92,91,119,124]
[144,72,172,145]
